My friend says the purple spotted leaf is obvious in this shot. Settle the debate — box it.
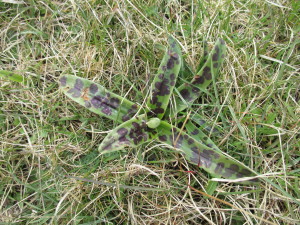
[99,114,157,154]
[146,36,182,119]
[59,37,260,185]
[59,75,140,123]
[172,38,226,115]
[190,114,221,136]
[156,121,259,184]
[185,121,220,151]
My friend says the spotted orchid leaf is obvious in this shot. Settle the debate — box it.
[146,36,182,119]
[59,37,260,185]
[157,121,259,184]
[185,121,220,151]
[59,75,140,123]
[173,38,226,115]
[98,114,157,154]
[190,114,221,136]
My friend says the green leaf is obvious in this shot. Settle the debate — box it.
[156,121,259,184]
[0,70,25,82]
[173,38,226,114]
[99,114,157,154]
[146,36,182,119]
[185,121,220,151]
[59,75,140,123]
[196,40,209,72]
[205,180,218,196]
[189,114,221,136]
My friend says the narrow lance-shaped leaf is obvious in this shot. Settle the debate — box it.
[146,36,181,119]
[59,75,140,123]
[185,121,221,152]
[156,121,259,184]
[190,114,221,136]
[196,40,209,72]
[0,70,25,83]
[99,114,157,154]
[172,39,226,114]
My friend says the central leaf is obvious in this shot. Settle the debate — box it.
[99,114,157,154]
[146,37,182,119]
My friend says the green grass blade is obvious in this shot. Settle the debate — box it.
[157,121,259,184]
[196,40,209,72]
[173,39,226,114]
[99,114,156,154]
[146,36,182,119]
[0,70,25,82]
[59,75,139,123]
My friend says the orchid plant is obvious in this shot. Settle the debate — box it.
[59,37,259,184]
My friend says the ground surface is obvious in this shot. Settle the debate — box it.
[0,0,299,224]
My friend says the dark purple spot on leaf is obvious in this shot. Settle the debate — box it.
[167,58,174,69]
[199,149,216,168]
[170,73,175,81]
[154,78,170,96]
[207,144,213,148]
[119,136,129,143]
[215,162,225,174]
[191,151,201,165]
[193,76,205,85]
[223,164,240,177]
[212,53,218,61]
[170,52,179,60]
[191,129,199,135]
[180,89,192,101]
[122,115,130,122]
[150,96,158,105]
[188,138,194,145]
[237,168,252,178]
[129,122,148,145]
[102,107,112,115]
[158,135,167,142]
[153,108,164,115]
[198,120,206,125]
[191,146,198,153]
[110,98,120,108]
[203,66,212,80]
[59,76,67,86]
[156,102,162,107]
[213,62,218,68]
[91,96,104,108]
[89,84,98,94]
[117,128,128,136]
[74,79,84,90]
[132,122,139,129]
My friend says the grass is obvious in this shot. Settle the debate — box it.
[0,0,299,224]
